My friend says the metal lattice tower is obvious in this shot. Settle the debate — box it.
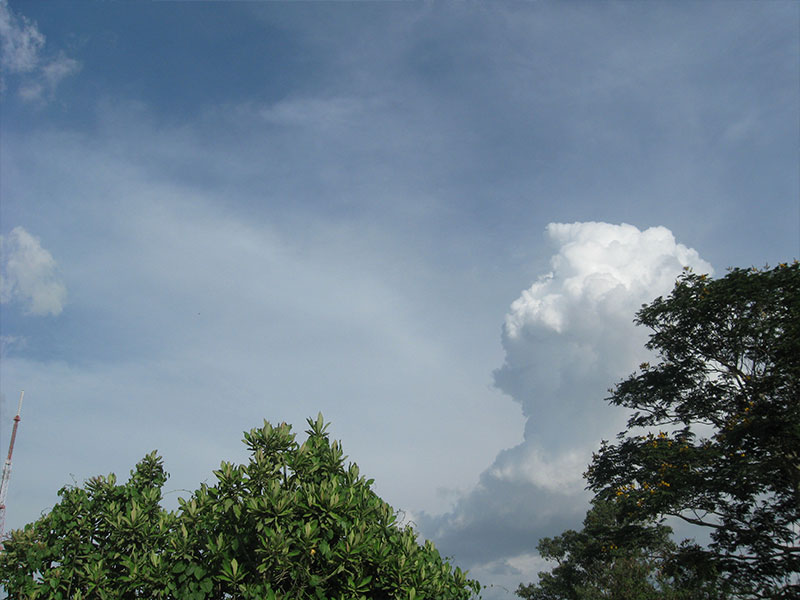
[0,391,24,538]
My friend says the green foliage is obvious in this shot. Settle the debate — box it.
[515,499,723,600]
[584,263,800,598]
[0,414,480,600]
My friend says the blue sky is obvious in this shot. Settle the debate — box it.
[1,1,798,596]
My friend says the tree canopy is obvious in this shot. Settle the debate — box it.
[515,498,723,600]
[0,415,480,600]
[520,262,799,599]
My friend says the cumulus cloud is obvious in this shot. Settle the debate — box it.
[496,222,712,441]
[420,222,712,585]
[1,227,67,316]
[0,0,80,101]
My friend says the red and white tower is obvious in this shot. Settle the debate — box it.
[0,391,24,538]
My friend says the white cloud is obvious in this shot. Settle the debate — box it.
[0,0,43,74]
[488,443,587,493]
[0,0,80,101]
[505,222,709,341]
[259,96,370,129]
[18,51,80,102]
[420,222,713,571]
[497,222,711,426]
[1,226,67,316]
[0,334,25,356]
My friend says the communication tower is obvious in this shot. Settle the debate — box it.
[0,391,24,538]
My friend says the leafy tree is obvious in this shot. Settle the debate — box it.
[584,263,800,598]
[0,415,480,600]
[515,499,724,600]
[0,451,175,599]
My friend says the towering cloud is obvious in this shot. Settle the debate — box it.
[495,222,712,447]
[420,222,712,591]
[1,226,67,316]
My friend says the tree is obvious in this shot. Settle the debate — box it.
[0,415,480,600]
[0,451,175,599]
[515,499,725,600]
[585,262,800,598]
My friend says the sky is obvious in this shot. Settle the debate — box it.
[0,1,798,596]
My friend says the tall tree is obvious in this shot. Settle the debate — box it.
[516,498,719,600]
[585,263,800,598]
[0,415,480,600]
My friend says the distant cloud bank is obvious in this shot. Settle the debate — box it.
[421,221,712,591]
[1,226,67,316]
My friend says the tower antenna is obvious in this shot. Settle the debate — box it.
[0,391,24,538]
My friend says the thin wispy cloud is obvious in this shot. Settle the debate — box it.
[0,0,79,101]
[0,0,43,74]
